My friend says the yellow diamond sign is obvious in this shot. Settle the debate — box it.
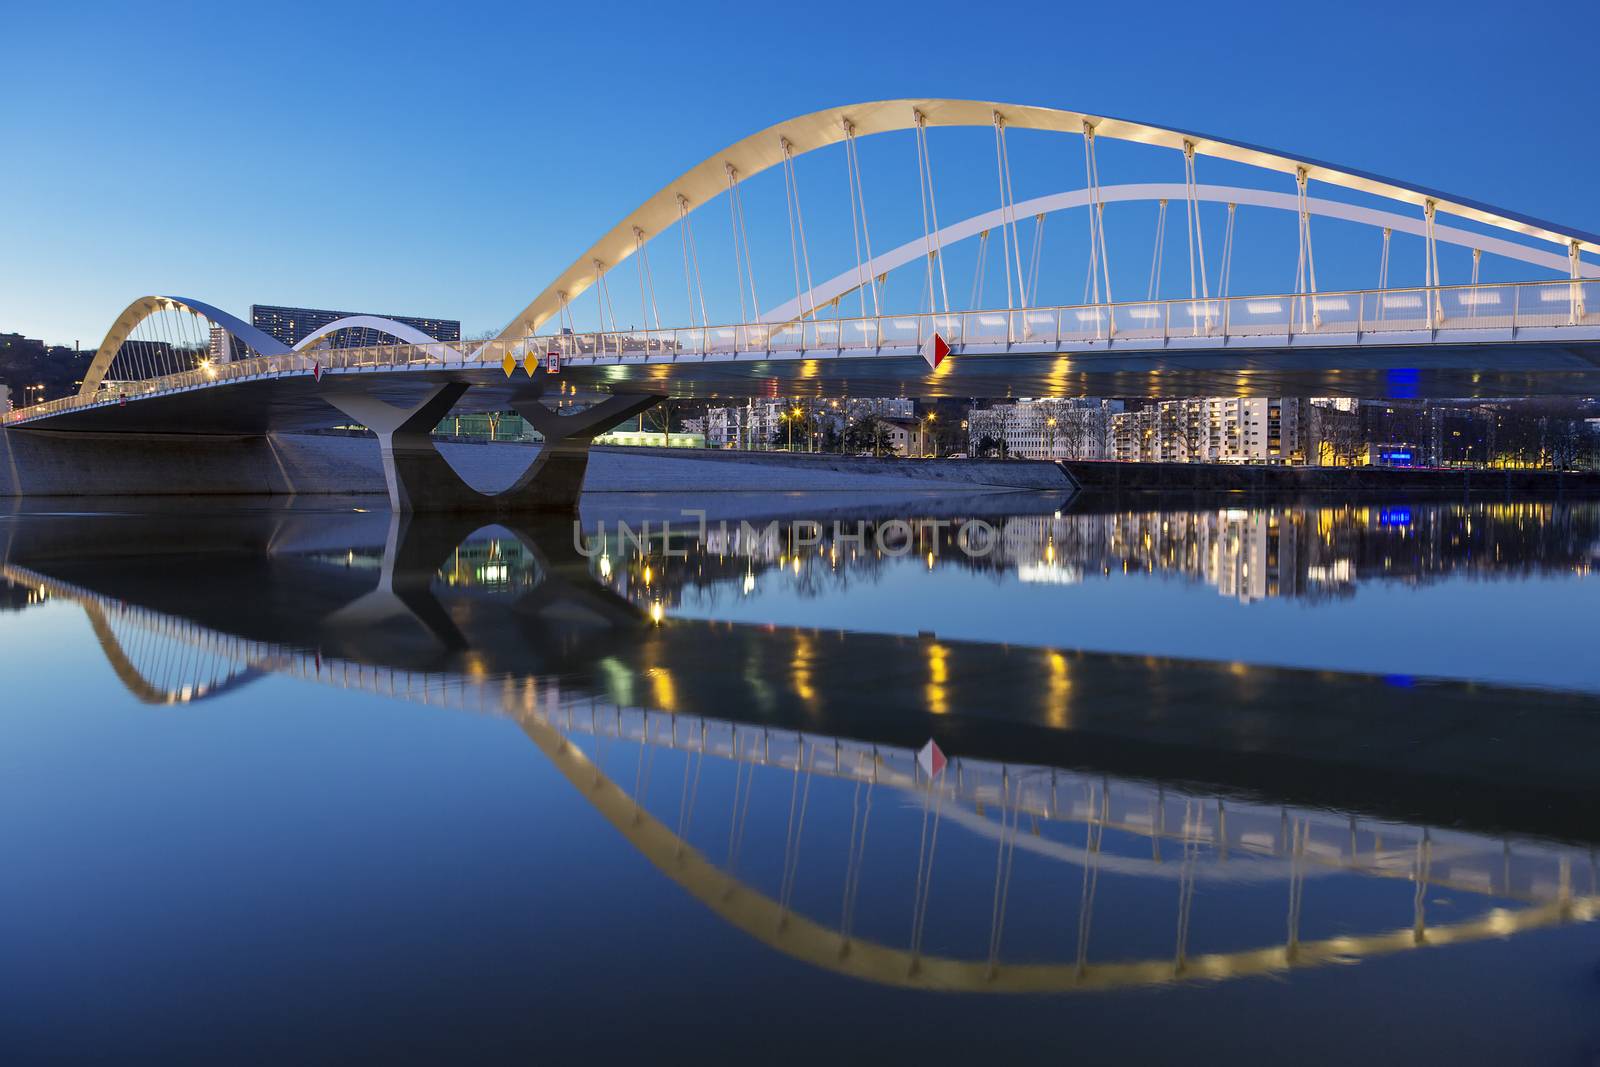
[523,354,538,376]
[502,353,516,378]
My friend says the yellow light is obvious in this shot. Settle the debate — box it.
[598,554,612,579]
[650,600,664,624]
[643,564,652,585]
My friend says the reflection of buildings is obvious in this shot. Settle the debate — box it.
[588,502,1600,609]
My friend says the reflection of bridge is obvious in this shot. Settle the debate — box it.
[7,99,1600,511]
[7,510,1599,992]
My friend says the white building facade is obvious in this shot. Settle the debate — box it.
[1110,398,1306,464]
[966,398,1123,459]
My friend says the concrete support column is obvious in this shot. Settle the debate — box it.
[507,393,662,512]
[324,382,480,513]
[323,381,660,514]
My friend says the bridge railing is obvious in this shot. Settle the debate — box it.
[4,280,1597,425]
[539,278,1597,360]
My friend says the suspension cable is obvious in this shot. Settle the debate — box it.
[842,119,880,317]
[1293,168,1319,330]
[912,110,951,315]
[676,195,709,330]
[1147,200,1169,301]
[1026,214,1047,307]
[1081,120,1114,308]
[1378,226,1392,292]
[732,178,760,322]
[1423,199,1441,326]
[992,112,1026,311]
[1182,141,1210,301]
[1217,202,1237,299]
[634,227,661,332]
[970,230,990,310]
[779,138,818,320]
[593,259,618,334]
[726,164,748,323]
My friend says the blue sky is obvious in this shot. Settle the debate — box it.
[3,0,1595,345]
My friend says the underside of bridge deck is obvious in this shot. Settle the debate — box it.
[322,381,661,513]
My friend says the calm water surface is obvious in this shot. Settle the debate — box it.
[2,494,1598,1064]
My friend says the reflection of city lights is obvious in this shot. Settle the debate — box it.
[743,572,755,595]
[643,564,652,585]
[599,554,612,579]
[650,600,664,624]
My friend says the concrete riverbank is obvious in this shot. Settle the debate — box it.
[0,429,1073,497]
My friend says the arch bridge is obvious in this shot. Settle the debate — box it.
[9,99,1600,510]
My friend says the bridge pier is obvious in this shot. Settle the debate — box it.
[324,382,660,514]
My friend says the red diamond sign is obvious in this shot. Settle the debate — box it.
[921,332,949,370]
[917,739,947,780]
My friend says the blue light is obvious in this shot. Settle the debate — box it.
[1386,368,1420,398]
[1379,507,1412,527]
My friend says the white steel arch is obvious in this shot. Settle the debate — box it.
[498,98,1600,340]
[291,315,441,350]
[80,295,289,397]
[761,183,1600,323]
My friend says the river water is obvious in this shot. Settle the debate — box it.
[2,494,1597,1064]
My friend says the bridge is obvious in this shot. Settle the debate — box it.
[7,98,1600,511]
[5,508,1598,993]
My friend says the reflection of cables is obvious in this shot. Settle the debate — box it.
[631,739,656,821]
[1075,778,1107,973]
[909,776,946,960]
[1175,798,1200,970]
[675,747,703,858]
[841,777,875,941]
[779,745,815,914]
[987,772,1021,973]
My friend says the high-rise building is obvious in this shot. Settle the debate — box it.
[250,305,461,348]
[1109,398,1306,464]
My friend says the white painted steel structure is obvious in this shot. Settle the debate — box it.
[17,97,1600,430]
[498,98,1600,340]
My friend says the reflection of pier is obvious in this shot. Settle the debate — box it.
[6,511,1600,994]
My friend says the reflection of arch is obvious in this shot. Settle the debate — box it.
[516,709,1598,993]
[79,295,290,397]
[498,98,1600,339]
[291,316,440,351]
[15,551,1599,992]
[762,183,1600,323]
[80,600,265,706]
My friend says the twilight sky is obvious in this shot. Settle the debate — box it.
[3,0,1595,346]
